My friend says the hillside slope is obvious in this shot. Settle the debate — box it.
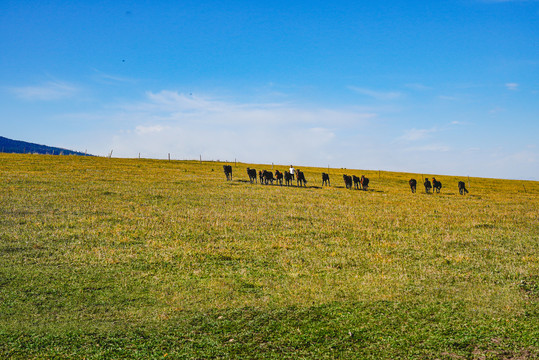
[0,136,91,156]
[0,154,537,359]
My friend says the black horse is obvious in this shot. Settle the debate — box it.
[284,171,293,186]
[424,178,432,193]
[223,165,232,181]
[409,179,417,193]
[296,170,307,187]
[247,168,257,184]
[263,170,275,185]
[360,175,369,191]
[322,173,330,186]
[352,175,361,190]
[275,170,283,186]
[343,174,352,189]
[432,177,442,193]
[458,181,469,195]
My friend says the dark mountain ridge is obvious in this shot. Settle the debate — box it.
[0,136,92,156]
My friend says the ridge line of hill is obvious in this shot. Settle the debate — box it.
[0,136,92,156]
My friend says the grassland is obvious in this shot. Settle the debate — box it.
[1,153,537,359]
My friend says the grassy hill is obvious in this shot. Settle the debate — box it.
[1,153,537,359]
[0,136,91,156]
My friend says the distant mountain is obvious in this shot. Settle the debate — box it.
[0,136,93,156]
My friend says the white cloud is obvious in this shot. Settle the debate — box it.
[10,81,79,101]
[485,149,538,180]
[106,91,376,165]
[405,83,432,91]
[348,86,402,100]
[399,128,437,142]
[505,83,519,91]
[489,107,505,114]
[135,125,167,135]
[60,89,536,180]
[404,144,451,152]
[92,69,138,84]
[501,150,537,164]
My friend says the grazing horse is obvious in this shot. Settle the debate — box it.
[284,171,293,186]
[223,165,232,181]
[275,170,283,186]
[343,174,353,189]
[424,178,432,193]
[352,175,361,190]
[296,170,307,187]
[360,175,369,190]
[247,168,257,184]
[432,177,442,193]
[409,179,417,193]
[322,172,330,186]
[458,181,469,195]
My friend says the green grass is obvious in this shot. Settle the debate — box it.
[1,153,538,359]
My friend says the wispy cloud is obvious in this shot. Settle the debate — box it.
[135,125,167,135]
[348,86,402,100]
[10,81,79,101]
[404,83,432,91]
[399,128,437,142]
[403,144,451,152]
[57,89,535,179]
[92,69,138,85]
[505,83,519,91]
[489,106,505,114]
[105,91,376,163]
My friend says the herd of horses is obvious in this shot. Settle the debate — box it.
[245,168,308,187]
[409,177,469,195]
[342,174,369,190]
[223,165,470,195]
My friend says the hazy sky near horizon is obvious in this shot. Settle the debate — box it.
[1,0,538,180]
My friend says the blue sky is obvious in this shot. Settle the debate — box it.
[1,0,538,179]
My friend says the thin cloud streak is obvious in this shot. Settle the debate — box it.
[405,83,432,91]
[10,81,79,101]
[399,128,437,142]
[505,83,519,91]
[348,86,403,100]
[91,69,138,85]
